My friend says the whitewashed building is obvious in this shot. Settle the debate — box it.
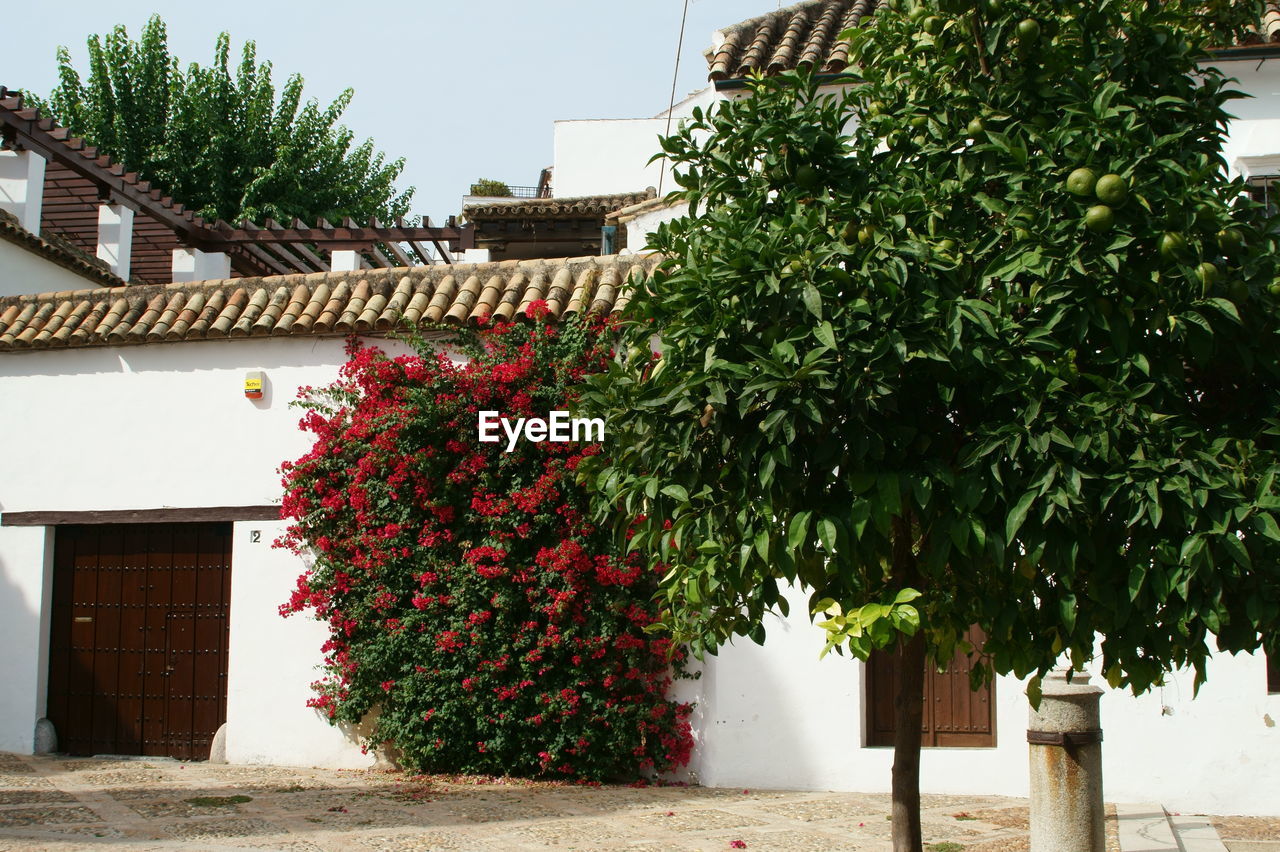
[554,0,1280,816]
[0,0,1278,818]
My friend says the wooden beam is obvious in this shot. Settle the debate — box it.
[289,242,330,271]
[2,506,281,525]
[415,219,452,264]
[1,99,218,244]
[240,242,291,275]
[384,239,415,267]
[408,241,432,264]
[209,224,465,244]
[262,241,311,273]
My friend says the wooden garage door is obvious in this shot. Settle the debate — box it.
[46,523,232,759]
[866,625,995,748]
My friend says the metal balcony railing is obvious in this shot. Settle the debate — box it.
[469,184,545,199]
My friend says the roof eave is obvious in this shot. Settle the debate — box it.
[1207,44,1280,61]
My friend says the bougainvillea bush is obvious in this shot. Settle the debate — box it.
[278,310,692,780]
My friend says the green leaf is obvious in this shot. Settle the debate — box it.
[1127,563,1146,601]
[1222,533,1251,569]
[1006,490,1037,543]
[788,510,812,551]
[1252,511,1280,541]
[755,527,771,561]
[1060,595,1077,633]
[802,283,823,320]
[661,484,689,502]
[1026,675,1043,711]
[817,517,838,553]
[815,321,836,350]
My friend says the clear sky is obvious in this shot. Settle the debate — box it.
[4,0,772,224]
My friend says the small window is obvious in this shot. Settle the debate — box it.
[1268,650,1279,695]
[1246,176,1280,215]
[865,626,995,748]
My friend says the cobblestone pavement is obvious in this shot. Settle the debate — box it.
[0,751,1149,851]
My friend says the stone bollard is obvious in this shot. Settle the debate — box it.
[1028,669,1105,852]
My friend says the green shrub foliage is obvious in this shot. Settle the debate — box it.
[279,313,692,780]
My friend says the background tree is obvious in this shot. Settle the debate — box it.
[583,1,1280,849]
[471,178,514,197]
[26,15,413,224]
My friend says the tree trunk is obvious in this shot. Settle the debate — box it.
[890,513,925,852]
[891,630,927,852]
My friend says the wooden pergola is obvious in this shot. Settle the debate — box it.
[1,87,474,283]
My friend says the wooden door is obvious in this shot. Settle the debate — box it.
[47,523,232,759]
[866,625,995,748]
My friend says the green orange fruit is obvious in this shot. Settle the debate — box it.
[1084,205,1115,233]
[1066,168,1097,197]
[795,165,820,190]
[1017,19,1042,44]
[1197,262,1219,288]
[1095,174,1129,206]
[1217,229,1244,255]
[1159,232,1188,260]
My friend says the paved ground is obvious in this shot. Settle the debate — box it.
[0,751,1263,851]
[1209,815,1280,852]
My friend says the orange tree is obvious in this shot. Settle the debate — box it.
[278,313,691,781]
[582,1,1280,847]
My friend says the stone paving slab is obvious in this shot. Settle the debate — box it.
[0,752,1262,851]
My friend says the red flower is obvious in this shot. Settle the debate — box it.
[277,315,690,782]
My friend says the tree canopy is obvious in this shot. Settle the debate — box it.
[583,0,1280,847]
[27,15,413,225]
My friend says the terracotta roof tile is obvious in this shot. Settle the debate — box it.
[707,0,878,82]
[706,1,1280,82]
[463,189,657,222]
[0,255,659,352]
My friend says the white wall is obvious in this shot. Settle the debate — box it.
[654,86,721,121]
[1206,58,1280,178]
[553,119,671,197]
[0,335,421,767]
[0,337,412,512]
[227,519,371,769]
[623,201,691,254]
[674,583,1280,815]
[0,526,53,753]
[0,239,110,297]
[552,86,728,200]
